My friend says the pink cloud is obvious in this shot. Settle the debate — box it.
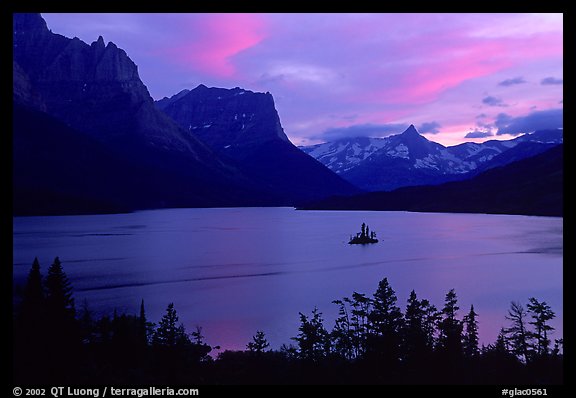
[162,14,267,78]
[352,28,562,106]
[42,13,562,145]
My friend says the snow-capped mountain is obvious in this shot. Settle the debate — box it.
[300,126,562,191]
[302,136,390,174]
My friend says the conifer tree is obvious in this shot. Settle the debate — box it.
[368,278,403,362]
[293,307,329,361]
[438,289,463,359]
[138,299,150,346]
[45,256,75,321]
[505,301,532,363]
[494,328,509,355]
[421,298,441,349]
[348,292,371,357]
[153,303,190,348]
[462,305,479,358]
[526,297,555,357]
[18,257,45,325]
[331,299,354,360]
[402,290,427,361]
[247,330,270,354]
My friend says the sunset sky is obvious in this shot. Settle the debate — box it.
[42,13,563,146]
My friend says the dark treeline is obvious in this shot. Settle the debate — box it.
[13,258,563,384]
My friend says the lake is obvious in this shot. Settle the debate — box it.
[13,207,563,353]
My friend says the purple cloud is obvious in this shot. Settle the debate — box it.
[496,108,563,135]
[498,76,526,87]
[465,131,494,139]
[418,121,441,134]
[312,123,408,141]
[541,77,563,85]
[482,96,507,107]
[40,13,563,145]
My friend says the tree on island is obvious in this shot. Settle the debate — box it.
[349,222,378,244]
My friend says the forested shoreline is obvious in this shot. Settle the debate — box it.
[13,257,563,384]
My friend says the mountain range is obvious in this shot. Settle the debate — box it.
[12,13,563,217]
[300,125,562,191]
[301,144,563,217]
[12,13,356,215]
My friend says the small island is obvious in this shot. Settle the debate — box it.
[349,222,378,244]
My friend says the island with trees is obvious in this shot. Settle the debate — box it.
[349,222,378,244]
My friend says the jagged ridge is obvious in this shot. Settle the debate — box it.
[301,126,562,191]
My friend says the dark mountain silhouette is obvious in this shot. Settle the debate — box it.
[155,89,191,110]
[157,85,359,204]
[301,145,563,217]
[12,13,355,214]
[13,13,273,214]
[514,129,563,144]
[13,102,284,215]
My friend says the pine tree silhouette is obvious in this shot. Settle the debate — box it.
[45,257,75,321]
[526,297,555,357]
[247,330,270,354]
[463,305,479,358]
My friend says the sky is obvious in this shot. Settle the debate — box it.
[42,13,563,146]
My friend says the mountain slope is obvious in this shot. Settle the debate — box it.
[13,103,280,215]
[158,85,359,204]
[12,13,290,215]
[301,145,563,217]
[13,13,212,156]
[301,136,390,174]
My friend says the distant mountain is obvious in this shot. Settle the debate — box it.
[155,89,191,110]
[301,125,562,191]
[302,136,395,175]
[12,13,282,215]
[157,85,359,204]
[301,145,563,217]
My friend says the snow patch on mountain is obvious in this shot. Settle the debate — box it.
[300,126,563,191]
[387,144,409,158]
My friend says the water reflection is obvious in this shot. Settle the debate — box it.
[13,208,562,352]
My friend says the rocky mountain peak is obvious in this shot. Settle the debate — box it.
[400,124,424,140]
[158,85,290,154]
[13,12,47,34]
[92,35,106,50]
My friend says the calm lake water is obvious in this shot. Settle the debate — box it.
[13,208,563,352]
